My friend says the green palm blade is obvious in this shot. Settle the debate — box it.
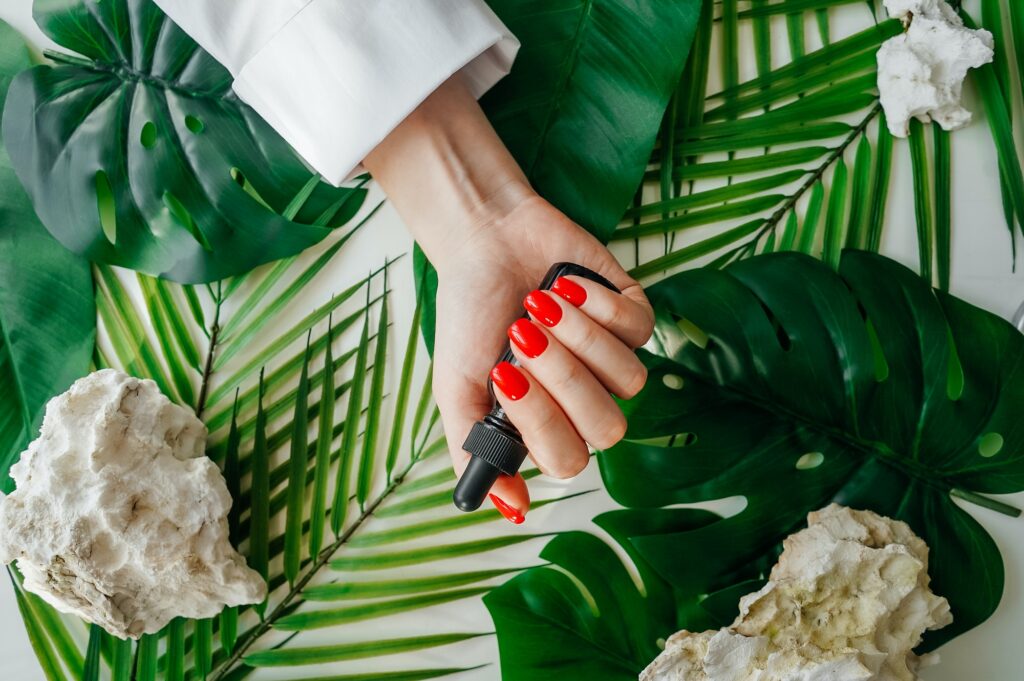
[249,371,270,617]
[358,268,391,507]
[823,158,849,270]
[908,119,935,285]
[284,334,313,584]
[310,314,337,559]
[331,534,548,572]
[275,587,491,631]
[332,295,372,535]
[845,135,873,250]
[243,633,488,668]
[304,567,526,602]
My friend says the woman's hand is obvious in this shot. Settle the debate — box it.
[364,74,653,523]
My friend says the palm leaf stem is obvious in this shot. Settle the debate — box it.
[195,282,223,418]
[207,450,429,680]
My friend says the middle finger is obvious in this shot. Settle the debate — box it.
[506,318,626,450]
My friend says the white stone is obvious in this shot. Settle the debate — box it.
[640,505,952,681]
[877,0,993,137]
[0,369,266,639]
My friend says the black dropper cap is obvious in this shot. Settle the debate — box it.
[453,262,618,512]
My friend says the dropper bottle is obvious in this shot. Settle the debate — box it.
[453,262,618,512]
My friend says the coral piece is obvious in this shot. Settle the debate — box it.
[641,505,952,681]
[876,0,994,137]
[0,369,265,639]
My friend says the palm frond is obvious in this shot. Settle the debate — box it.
[622,0,995,287]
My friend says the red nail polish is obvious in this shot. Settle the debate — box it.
[523,290,563,327]
[508,319,548,358]
[489,494,525,524]
[552,276,587,307]
[490,361,529,400]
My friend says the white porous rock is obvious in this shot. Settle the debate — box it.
[640,505,952,681]
[0,369,266,639]
[877,0,994,137]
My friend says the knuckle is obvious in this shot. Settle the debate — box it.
[617,363,648,400]
[590,411,627,450]
[548,447,590,479]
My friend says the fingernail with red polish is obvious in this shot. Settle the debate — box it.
[523,290,563,327]
[552,276,587,307]
[508,319,548,358]
[490,361,529,400]
[490,494,525,524]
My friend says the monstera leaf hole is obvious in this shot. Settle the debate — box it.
[675,317,709,349]
[662,374,684,390]
[795,452,825,470]
[162,191,212,251]
[94,170,116,245]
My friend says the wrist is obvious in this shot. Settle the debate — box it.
[363,74,535,272]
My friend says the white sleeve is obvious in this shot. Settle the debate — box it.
[153,0,519,185]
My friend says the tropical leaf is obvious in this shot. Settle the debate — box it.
[414,0,706,348]
[1,0,367,283]
[625,1,1024,287]
[488,250,1024,678]
[0,18,95,491]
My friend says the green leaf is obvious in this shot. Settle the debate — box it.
[822,158,849,269]
[603,251,1023,652]
[845,135,872,249]
[485,511,719,680]
[1,0,366,282]
[195,618,213,680]
[83,625,101,681]
[168,618,186,681]
[276,587,490,631]
[934,127,951,291]
[331,535,547,571]
[111,636,132,681]
[797,181,825,254]
[417,0,706,350]
[0,19,94,491]
[135,634,157,681]
[866,113,893,252]
[908,119,934,284]
[250,371,270,615]
[244,633,487,667]
[304,568,523,601]
[332,300,372,535]
[285,335,313,584]
[310,315,337,559]
[483,0,703,242]
[358,275,390,507]
[739,0,860,19]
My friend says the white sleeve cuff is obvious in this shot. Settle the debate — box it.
[231,0,519,185]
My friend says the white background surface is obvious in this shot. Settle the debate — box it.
[2,1,1023,679]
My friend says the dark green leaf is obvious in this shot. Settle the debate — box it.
[908,119,934,284]
[866,114,893,252]
[135,634,157,681]
[603,251,1024,651]
[310,315,337,559]
[285,335,313,584]
[250,371,270,616]
[0,19,94,490]
[244,633,487,667]
[934,127,951,291]
[358,277,390,507]
[276,587,490,631]
[823,158,849,269]
[332,300,371,535]
[305,568,522,601]
[845,135,872,249]
[2,0,366,282]
[167,618,185,681]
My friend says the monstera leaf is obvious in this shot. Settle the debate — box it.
[485,508,733,681]
[2,0,366,283]
[607,250,1022,649]
[487,251,1023,678]
[0,19,94,490]
[414,0,703,350]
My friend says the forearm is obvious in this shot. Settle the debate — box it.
[363,74,533,272]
